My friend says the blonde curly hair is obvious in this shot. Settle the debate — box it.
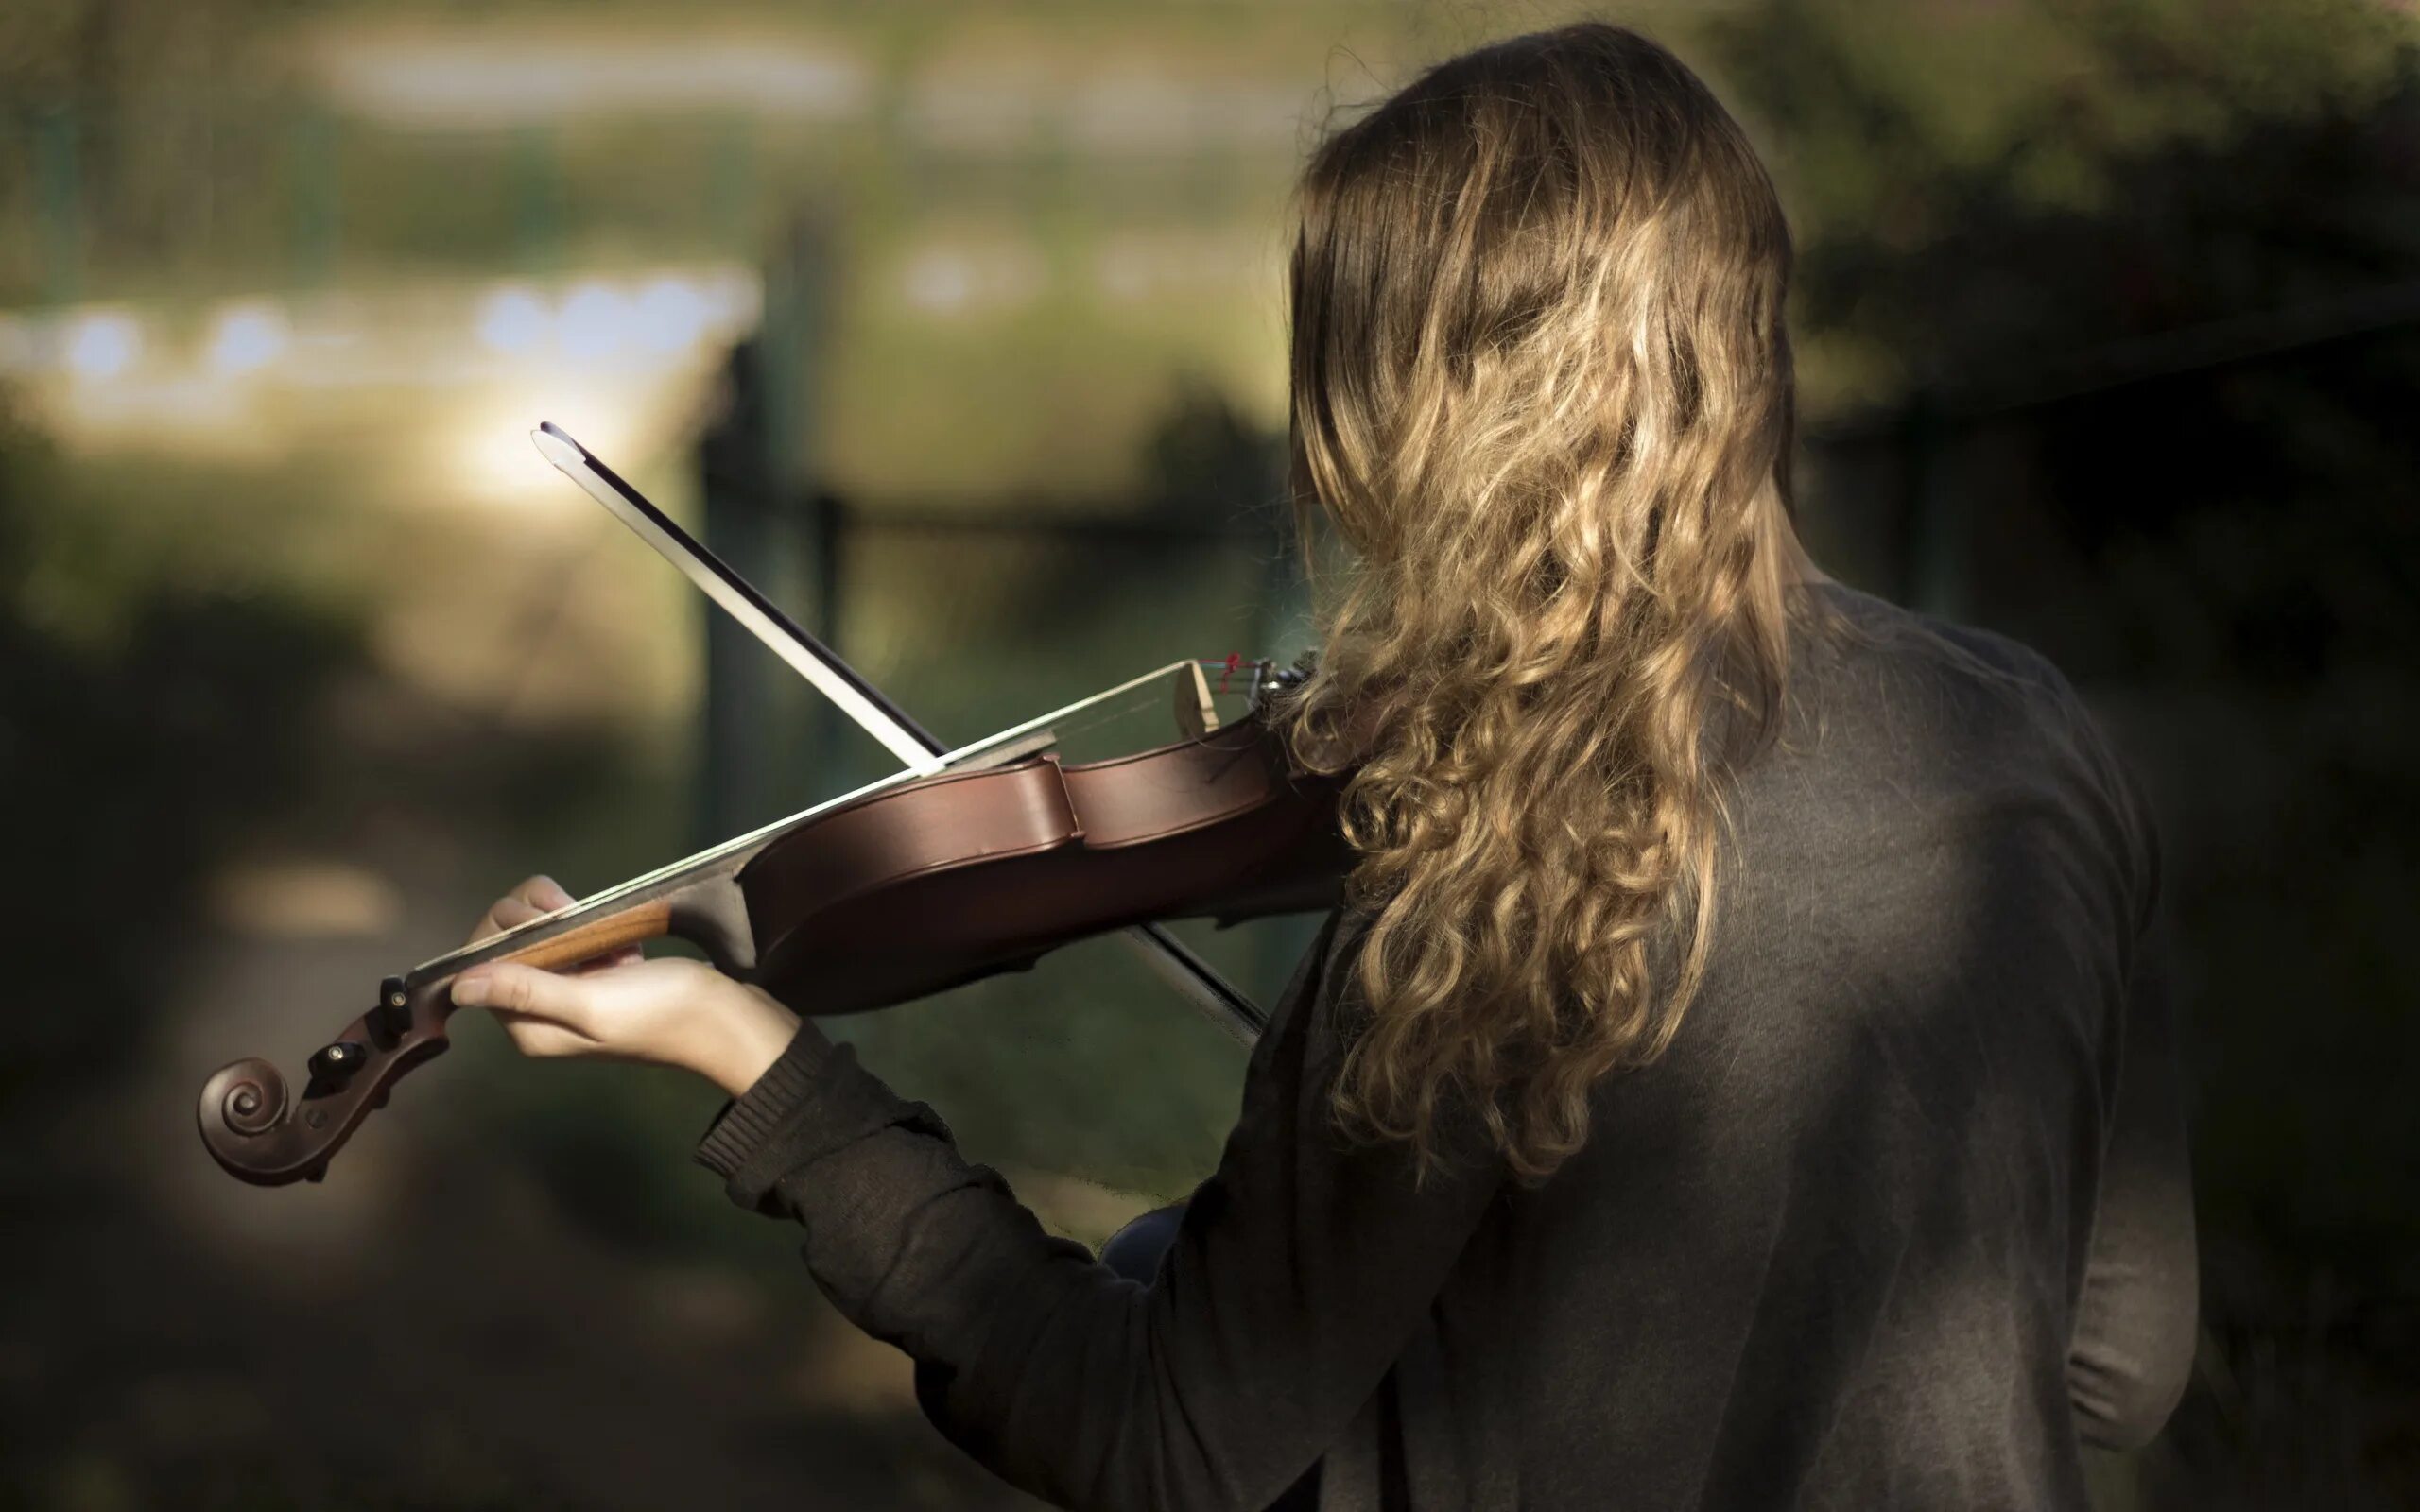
[1274,23,1805,1186]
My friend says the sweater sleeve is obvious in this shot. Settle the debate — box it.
[2066,918,2198,1451]
[696,910,1506,1512]
[2064,747,2199,1452]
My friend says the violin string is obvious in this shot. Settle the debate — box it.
[410,659,1262,976]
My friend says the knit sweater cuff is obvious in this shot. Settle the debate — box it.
[693,1020,844,1182]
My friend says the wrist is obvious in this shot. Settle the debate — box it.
[704,984,803,1098]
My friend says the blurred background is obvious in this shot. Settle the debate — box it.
[1,0,2412,1507]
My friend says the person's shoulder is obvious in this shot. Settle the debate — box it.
[1791,582,2135,830]
[1798,580,2088,730]
[1798,582,2160,920]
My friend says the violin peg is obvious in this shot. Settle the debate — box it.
[374,975,410,1036]
[307,1040,369,1082]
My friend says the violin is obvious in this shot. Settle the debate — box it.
[198,425,1350,1187]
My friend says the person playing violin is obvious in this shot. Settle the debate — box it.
[447,24,2195,1512]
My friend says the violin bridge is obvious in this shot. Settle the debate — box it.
[1173,662,1219,740]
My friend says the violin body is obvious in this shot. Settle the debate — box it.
[199,709,1350,1186]
[740,718,1347,1009]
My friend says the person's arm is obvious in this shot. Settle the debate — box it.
[694,910,1505,1512]
[2066,925,2197,1449]
[2063,735,2198,1450]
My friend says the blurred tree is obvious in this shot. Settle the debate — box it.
[1703,0,2415,404]
[0,0,271,299]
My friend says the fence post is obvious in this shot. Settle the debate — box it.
[290,108,339,290]
[1900,393,1970,619]
[510,125,561,278]
[696,335,786,849]
[693,215,838,849]
[761,215,838,787]
[35,108,80,307]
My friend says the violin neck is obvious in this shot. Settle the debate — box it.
[410,854,760,990]
[401,662,1281,1000]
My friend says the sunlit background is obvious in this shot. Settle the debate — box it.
[4,2,2417,1508]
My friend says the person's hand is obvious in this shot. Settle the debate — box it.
[450,874,801,1097]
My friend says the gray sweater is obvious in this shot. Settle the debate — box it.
[696,582,2197,1511]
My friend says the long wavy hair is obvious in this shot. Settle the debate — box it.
[1274,23,1804,1186]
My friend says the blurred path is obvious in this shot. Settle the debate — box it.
[0,653,1050,1509]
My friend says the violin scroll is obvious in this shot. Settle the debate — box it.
[199,886,747,1185]
[208,1057,286,1137]
[198,972,458,1186]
